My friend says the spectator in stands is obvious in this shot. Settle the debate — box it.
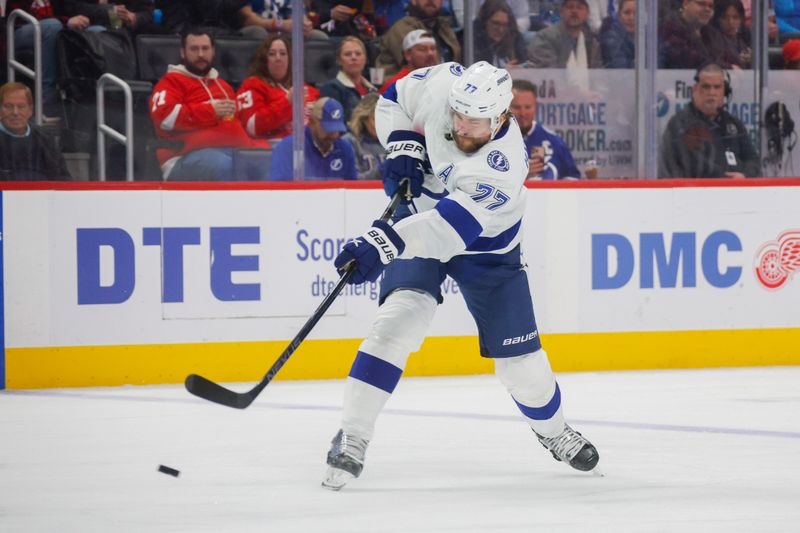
[0,82,71,180]
[711,0,752,68]
[149,28,270,180]
[600,0,636,68]
[237,35,320,141]
[526,0,603,68]
[659,63,759,178]
[248,0,328,39]
[510,79,581,180]
[312,0,377,40]
[783,38,800,68]
[379,29,440,92]
[376,0,462,78]
[2,0,64,112]
[270,97,357,180]
[319,36,377,123]
[659,0,741,69]
[473,0,527,68]
[342,93,385,179]
[775,0,800,33]
[61,0,154,33]
[450,0,531,32]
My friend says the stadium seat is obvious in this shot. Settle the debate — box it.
[769,46,785,69]
[234,148,273,180]
[214,37,262,88]
[135,34,182,84]
[303,40,339,87]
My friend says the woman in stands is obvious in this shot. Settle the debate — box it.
[473,0,527,68]
[600,0,636,68]
[711,0,752,69]
[319,36,377,123]
[237,35,320,141]
[342,93,385,180]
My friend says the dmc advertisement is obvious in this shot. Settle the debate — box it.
[529,186,800,333]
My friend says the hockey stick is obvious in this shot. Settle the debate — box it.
[185,180,410,409]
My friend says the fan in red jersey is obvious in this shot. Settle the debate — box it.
[236,35,320,141]
[149,28,270,180]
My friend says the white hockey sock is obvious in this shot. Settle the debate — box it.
[495,349,565,438]
[340,289,437,441]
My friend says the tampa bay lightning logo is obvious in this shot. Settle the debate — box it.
[331,158,343,171]
[450,64,463,76]
[656,92,669,117]
[487,150,509,172]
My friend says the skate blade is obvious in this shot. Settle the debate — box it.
[591,466,605,477]
[321,467,355,491]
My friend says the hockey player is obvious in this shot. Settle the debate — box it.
[322,61,600,490]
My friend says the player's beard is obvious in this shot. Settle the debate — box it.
[184,59,212,77]
[451,131,490,154]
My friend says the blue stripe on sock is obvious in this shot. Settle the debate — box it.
[348,351,403,394]
[513,383,561,420]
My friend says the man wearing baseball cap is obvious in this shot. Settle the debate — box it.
[270,97,357,180]
[379,29,441,93]
[375,0,461,78]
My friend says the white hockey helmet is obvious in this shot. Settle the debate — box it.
[448,61,513,139]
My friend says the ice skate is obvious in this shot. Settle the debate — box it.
[321,429,369,491]
[535,424,599,472]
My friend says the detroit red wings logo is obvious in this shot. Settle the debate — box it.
[754,231,800,289]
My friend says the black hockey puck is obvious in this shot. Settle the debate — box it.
[158,464,180,477]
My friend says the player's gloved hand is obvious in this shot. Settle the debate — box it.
[334,220,405,284]
[383,130,426,201]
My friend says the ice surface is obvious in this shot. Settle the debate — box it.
[1,367,799,532]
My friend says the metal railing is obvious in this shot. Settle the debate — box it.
[96,74,134,181]
[6,9,43,126]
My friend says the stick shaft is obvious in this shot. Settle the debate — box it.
[185,182,408,408]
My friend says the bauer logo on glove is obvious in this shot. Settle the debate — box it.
[365,229,398,262]
[335,220,406,284]
[383,130,427,200]
[386,141,425,158]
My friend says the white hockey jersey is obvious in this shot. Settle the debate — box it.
[375,62,529,263]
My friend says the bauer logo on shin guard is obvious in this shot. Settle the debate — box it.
[365,229,399,263]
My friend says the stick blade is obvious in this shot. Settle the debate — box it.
[184,374,255,409]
